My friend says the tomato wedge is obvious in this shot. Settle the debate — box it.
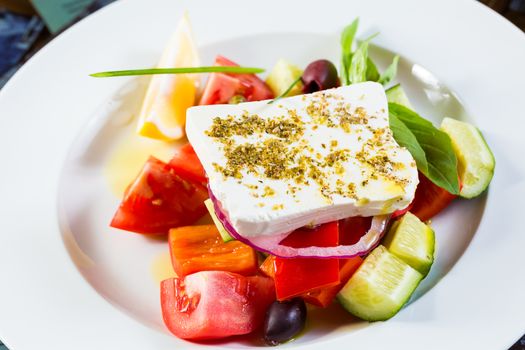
[169,225,257,277]
[199,55,274,105]
[410,172,457,222]
[161,271,275,339]
[169,143,207,185]
[198,72,244,106]
[110,156,208,234]
[271,222,340,301]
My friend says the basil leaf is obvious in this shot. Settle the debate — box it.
[348,33,378,84]
[378,55,399,86]
[389,113,428,171]
[389,102,460,194]
[340,18,359,85]
[366,57,380,82]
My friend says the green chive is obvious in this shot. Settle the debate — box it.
[268,76,302,104]
[90,66,265,77]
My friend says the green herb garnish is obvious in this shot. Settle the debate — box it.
[389,102,460,194]
[267,76,302,104]
[90,66,265,77]
[348,33,378,85]
[339,20,455,192]
[365,57,380,82]
[340,18,399,86]
[378,55,400,86]
[340,18,359,85]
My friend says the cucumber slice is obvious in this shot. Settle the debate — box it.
[440,117,495,198]
[383,212,435,276]
[265,59,303,97]
[204,199,234,242]
[385,83,413,109]
[337,245,422,321]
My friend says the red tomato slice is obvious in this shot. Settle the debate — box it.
[169,143,207,185]
[273,222,340,301]
[110,156,208,234]
[410,172,457,222]
[161,271,275,339]
[198,72,244,105]
[199,55,274,105]
[214,55,274,102]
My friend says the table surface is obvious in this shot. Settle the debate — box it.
[0,0,524,349]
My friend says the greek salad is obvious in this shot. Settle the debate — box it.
[93,15,495,346]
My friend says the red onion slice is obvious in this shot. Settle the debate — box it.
[209,188,391,259]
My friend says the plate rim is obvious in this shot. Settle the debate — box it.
[1,0,525,349]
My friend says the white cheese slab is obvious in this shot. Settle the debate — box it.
[186,82,418,237]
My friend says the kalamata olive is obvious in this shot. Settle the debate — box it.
[301,59,339,93]
[263,298,307,346]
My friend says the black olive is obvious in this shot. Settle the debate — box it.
[263,298,307,346]
[301,59,340,93]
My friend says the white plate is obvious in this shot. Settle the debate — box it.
[1,0,524,349]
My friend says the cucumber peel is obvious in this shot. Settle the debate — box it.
[204,199,234,242]
[383,212,435,276]
[440,117,495,198]
[337,245,422,321]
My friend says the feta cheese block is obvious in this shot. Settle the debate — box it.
[186,82,418,238]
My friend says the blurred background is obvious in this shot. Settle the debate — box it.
[0,0,524,349]
[0,0,114,88]
[0,0,524,90]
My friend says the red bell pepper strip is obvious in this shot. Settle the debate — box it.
[259,254,276,278]
[298,216,371,307]
[169,225,258,277]
[410,172,457,222]
[301,257,362,307]
[271,222,340,301]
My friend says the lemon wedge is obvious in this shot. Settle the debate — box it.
[137,13,200,141]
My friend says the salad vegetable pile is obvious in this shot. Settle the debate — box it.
[94,15,495,346]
